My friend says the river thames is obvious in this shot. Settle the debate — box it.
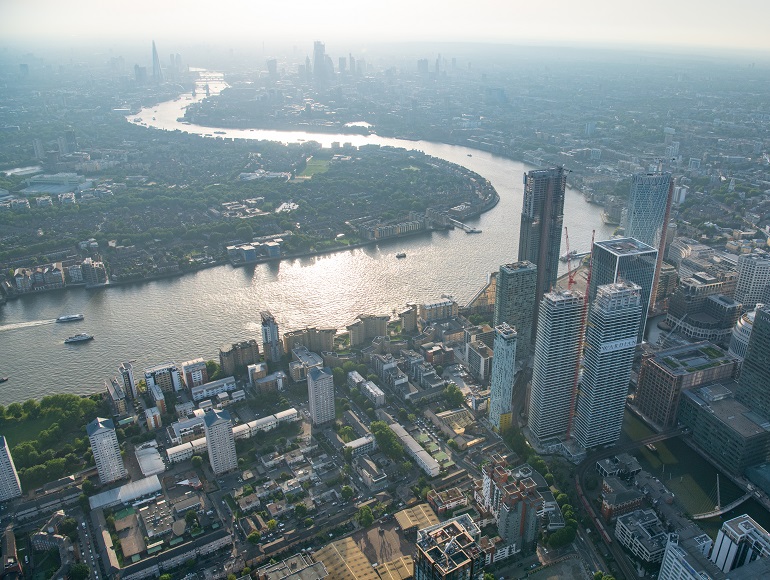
[0,82,614,405]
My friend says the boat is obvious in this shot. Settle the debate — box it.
[396,252,407,259]
[467,153,472,157]
[64,333,94,344]
[0,377,8,384]
[646,443,658,453]
[466,228,482,234]
[56,314,84,323]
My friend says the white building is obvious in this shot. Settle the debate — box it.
[180,358,208,388]
[574,282,642,449]
[735,253,770,312]
[710,514,770,572]
[87,417,127,485]
[190,376,237,402]
[614,509,667,563]
[528,290,584,447]
[389,422,440,477]
[204,409,238,475]
[360,380,386,407]
[307,367,335,425]
[489,323,517,432]
[144,362,182,393]
[0,436,22,501]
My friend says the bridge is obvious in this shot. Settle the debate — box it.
[693,493,753,520]
[448,218,481,233]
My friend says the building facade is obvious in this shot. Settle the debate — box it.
[735,253,770,312]
[414,518,485,580]
[489,323,517,432]
[87,417,127,485]
[204,409,238,475]
[0,436,22,502]
[219,340,259,377]
[307,367,335,426]
[493,261,537,362]
[625,172,672,251]
[574,283,642,449]
[346,314,389,347]
[144,363,182,393]
[260,311,283,363]
[180,358,208,388]
[528,289,585,447]
[735,304,770,418]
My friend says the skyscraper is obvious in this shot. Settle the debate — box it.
[735,252,770,312]
[313,41,326,85]
[119,361,137,399]
[261,311,283,362]
[87,417,127,485]
[735,304,770,418]
[488,323,517,432]
[493,261,537,362]
[0,436,22,502]
[308,366,335,425]
[625,172,672,250]
[151,40,164,83]
[204,409,238,475]
[574,282,642,449]
[528,289,584,447]
[518,167,566,311]
[589,238,657,342]
[710,515,770,572]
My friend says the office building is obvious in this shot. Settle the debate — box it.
[574,282,642,449]
[415,518,485,580]
[528,289,584,446]
[151,40,163,83]
[261,311,283,362]
[144,362,182,393]
[118,361,137,399]
[346,314,389,347]
[489,323,517,432]
[729,305,762,361]
[735,253,770,312]
[711,515,770,572]
[735,304,770,419]
[589,238,657,342]
[465,341,493,383]
[493,261,537,362]
[204,409,237,475]
[614,509,668,563]
[87,417,127,485]
[219,340,259,377]
[308,367,335,426]
[0,436,22,502]
[634,342,738,430]
[180,358,208,388]
[625,172,672,251]
[518,167,566,313]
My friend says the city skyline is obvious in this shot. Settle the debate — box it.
[2,1,770,55]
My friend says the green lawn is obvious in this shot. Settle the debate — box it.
[300,158,329,177]
[3,415,58,448]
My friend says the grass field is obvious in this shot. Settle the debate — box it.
[3,415,58,448]
[300,157,329,177]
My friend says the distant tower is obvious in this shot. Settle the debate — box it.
[488,323,517,432]
[574,282,642,449]
[32,139,45,160]
[204,409,238,475]
[261,311,284,363]
[528,289,585,447]
[493,261,537,362]
[518,167,566,329]
[0,436,22,502]
[87,417,127,485]
[735,304,770,418]
[307,367,335,425]
[266,58,278,80]
[589,238,657,343]
[735,253,770,312]
[349,53,356,76]
[152,40,164,83]
[625,172,672,250]
[313,41,326,85]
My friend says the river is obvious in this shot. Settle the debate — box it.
[0,78,614,405]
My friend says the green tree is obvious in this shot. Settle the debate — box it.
[191,455,203,469]
[304,517,314,528]
[548,525,576,548]
[160,575,172,580]
[185,510,198,526]
[267,519,278,531]
[356,505,374,527]
[332,367,345,386]
[248,531,261,544]
[443,383,464,407]
[341,485,354,501]
[294,503,308,518]
[70,563,90,580]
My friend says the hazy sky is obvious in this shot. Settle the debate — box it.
[2,0,769,54]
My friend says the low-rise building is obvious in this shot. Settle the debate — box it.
[190,376,237,402]
[427,487,468,515]
[614,509,668,563]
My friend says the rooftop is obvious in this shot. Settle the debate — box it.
[595,237,657,256]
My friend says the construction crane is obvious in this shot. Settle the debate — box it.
[564,227,577,290]
[566,230,595,440]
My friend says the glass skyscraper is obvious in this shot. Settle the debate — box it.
[493,261,537,362]
[489,323,517,432]
[735,304,770,419]
[574,282,642,449]
[589,238,657,343]
[518,167,566,325]
[625,172,672,250]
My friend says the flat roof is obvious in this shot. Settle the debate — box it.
[315,537,379,580]
[595,237,657,256]
[394,503,439,531]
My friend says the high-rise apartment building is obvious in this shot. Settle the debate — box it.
[489,324,517,432]
[283,327,336,354]
[219,340,259,377]
[574,282,642,449]
[261,311,283,362]
[87,417,127,485]
[118,361,137,399]
[414,517,485,580]
[493,261,537,362]
[0,436,22,502]
[625,172,672,251]
[518,167,566,317]
[180,358,209,388]
[528,289,584,447]
[735,252,770,312]
[144,362,182,393]
[735,304,770,418]
[307,367,335,426]
[204,409,238,475]
[346,314,389,347]
[589,238,657,342]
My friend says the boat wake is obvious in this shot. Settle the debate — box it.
[0,319,56,332]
